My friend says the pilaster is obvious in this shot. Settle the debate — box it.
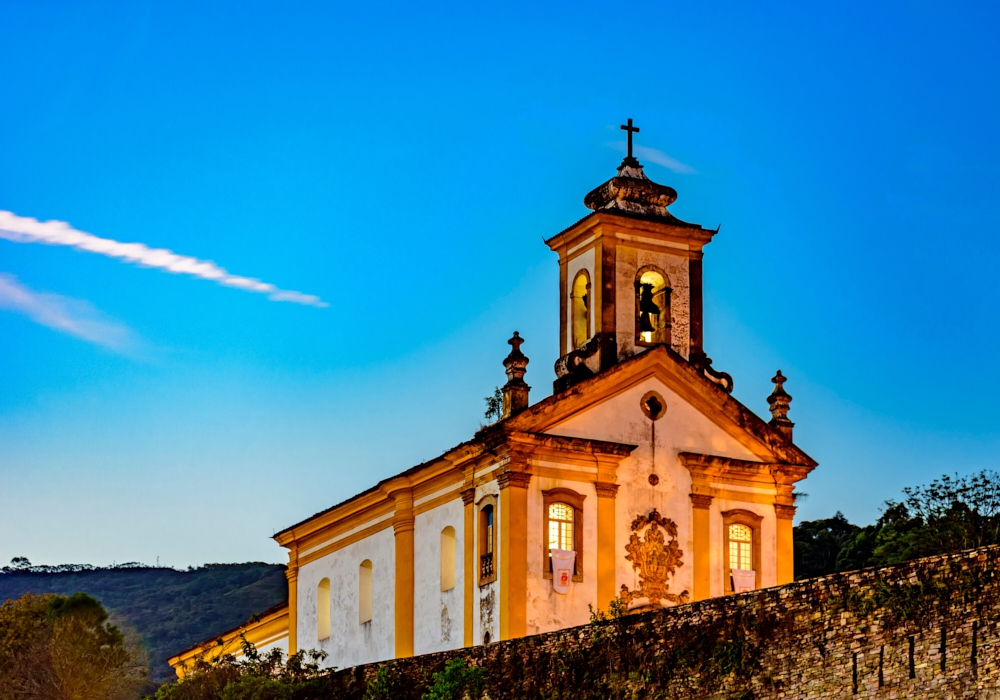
[772,469,801,586]
[689,493,713,601]
[774,501,796,585]
[461,486,476,647]
[598,239,618,371]
[594,481,619,611]
[383,480,415,658]
[498,467,531,641]
[285,548,299,654]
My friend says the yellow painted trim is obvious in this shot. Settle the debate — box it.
[298,518,395,566]
[498,476,528,640]
[275,450,473,548]
[531,465,598,482]
[389,484,415,658]
[775,507,795,585]
[462,488,475,646]
[168,604,290,679]
[413,487,463,517]
[286,570,298,654]
[595,485,617,610]
[711,489,779,506]
[691,500,711,601]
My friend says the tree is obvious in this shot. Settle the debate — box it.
[792,512,860,579]
[0,592,147,700]
[152,637,327,700]
[850,470,1000,568]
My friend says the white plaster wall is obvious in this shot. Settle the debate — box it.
[548,376,765,606]
[526,476,599,635]
[298,526,395,669]
[472,480,499,645]
[565,246,596,351]
[413,498,464,655]
[615,246,691,359]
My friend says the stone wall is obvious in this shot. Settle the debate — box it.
[309,546,1000,699]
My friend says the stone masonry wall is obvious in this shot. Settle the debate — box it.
[310,546,1000,699]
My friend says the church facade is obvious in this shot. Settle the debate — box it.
[169,128,816,676]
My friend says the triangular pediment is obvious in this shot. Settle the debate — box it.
[506,345,816,467]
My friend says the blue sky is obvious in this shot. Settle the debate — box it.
[2,0,998,568]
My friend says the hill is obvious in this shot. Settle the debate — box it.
[0,561,287,685]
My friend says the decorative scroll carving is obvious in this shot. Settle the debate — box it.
[620,509,689,606]
[553,333,602,392]
[689,351,734,394]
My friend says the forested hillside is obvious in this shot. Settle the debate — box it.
[0,561,287,684]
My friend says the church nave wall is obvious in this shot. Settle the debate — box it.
[298,526,396,670]
[413,498,465,656]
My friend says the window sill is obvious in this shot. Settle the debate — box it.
[543,571,583,583]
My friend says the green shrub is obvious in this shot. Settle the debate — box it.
[421,659,485,700]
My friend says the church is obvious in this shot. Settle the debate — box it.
[169,121,817,676]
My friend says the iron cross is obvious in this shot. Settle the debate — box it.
[621,118,640,158]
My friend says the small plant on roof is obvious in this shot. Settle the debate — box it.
[484,387,503,422]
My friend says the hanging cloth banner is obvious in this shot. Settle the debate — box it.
[551,549,576,594]
[732,569,755,593]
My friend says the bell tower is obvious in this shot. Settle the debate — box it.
[548,120,721,391]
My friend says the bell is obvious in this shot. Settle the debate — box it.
[639,311,655,334]
[639,283,660,316]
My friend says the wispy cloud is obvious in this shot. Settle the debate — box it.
[0,274,137,352]
[0,211,327,308]
[605,142,697,175]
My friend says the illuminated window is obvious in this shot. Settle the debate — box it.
[634,267,672,346]
[441,526,456,591]
[359,560,373,623]
[728,524,753,571]
[571,270,591,349]
[548,503,574,551]
[722,510,762,593]
[317,578,330,640]
[542,488,585,580]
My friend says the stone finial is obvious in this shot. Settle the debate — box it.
[767,370,794,441]
[502,332,530,419]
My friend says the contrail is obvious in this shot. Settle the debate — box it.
[0,273,136,352]
[0,210,327,307]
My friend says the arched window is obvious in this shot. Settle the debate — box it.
[478,496,497,586]
[634,267,672,346]
[317,578,331,640]
[359,560,373,623]
[571,270,591,349]
[440,526,456,591]
[723,510,762,594]
[542,488,585,581]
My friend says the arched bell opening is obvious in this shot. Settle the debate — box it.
[570,270,591,349]
[634,267,672,347]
